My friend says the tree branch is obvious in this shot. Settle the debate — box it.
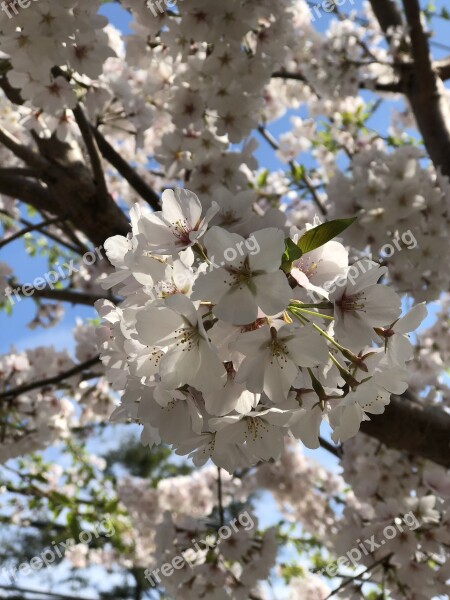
[73,104,109,199]
[0,208,84,255]
[272,71,404,93]
[257,124,328,215]
[13,286,116,307]
[0,124,49,170]
[325,553,393,599]
[368,0,403,35]
[92,125,161,211]
[369,0,450,178]
[0,216,65,249]
[0,172,57,213]
[0,356,101,401]
[360,394,450,469]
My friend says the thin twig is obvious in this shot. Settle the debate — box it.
[0,208,83,255]
[257,125,328,215]
[0,216,65,249]
[325,553,393,599]
[0,356,101,401]
[92,125,161,211]
[319,437,342,458]
[217,467,225,527]
[0,584,97,600]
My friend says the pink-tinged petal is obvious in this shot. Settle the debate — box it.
[191,268,232,304]
[350,261,387,294]
[165,293,198,327]
[104,235,130,268]
[232,326,270,357]
[362,285,401,326]
[388,334,414,364]
[196,340,227,391]
[235,356,266,393]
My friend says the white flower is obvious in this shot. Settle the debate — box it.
[203,368,260,416]
[376,303,427,365]
[192,227,292,325]
[210,407,293,467]
[137,188,219,255]
[290,239,348,300]
[330,260,401,349]
[232,324,329,402]
[135,294,226,393]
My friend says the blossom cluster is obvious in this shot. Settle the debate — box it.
[337,434,450,599]
[96,187,426,473]
[0,321,112,462]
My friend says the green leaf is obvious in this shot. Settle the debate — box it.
[297,217,357,255]
[282,238,303,273]
[256,169,269,187]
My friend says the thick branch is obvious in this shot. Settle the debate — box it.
[0,173,56,213]
[0,124,49,170]
[360,395,450,469]
[369,0,450,178]
[368,0,403,35]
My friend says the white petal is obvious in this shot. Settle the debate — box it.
[135,306,184,346]
[263,355,298,401]
[162,188,202,226]
[247,228,285,272]
[203,226,246,268]
[289,406,323,449]
[252,272,291,316]
[215,285,258,325]
[159,344,201,390]
[393,303,427,334]
[285,325,329,367]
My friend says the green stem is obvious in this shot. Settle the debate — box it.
[294,307,334,321]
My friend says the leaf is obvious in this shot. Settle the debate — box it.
[297,217,357,255]
[282,238,303,273]
[256,169,269,187]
